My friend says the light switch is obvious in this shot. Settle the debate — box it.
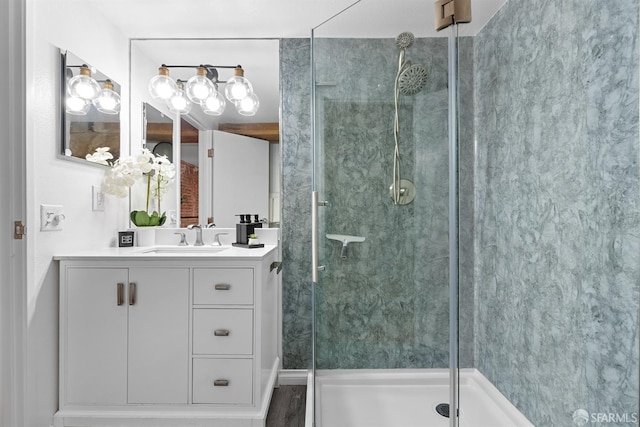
[40,204,65,231]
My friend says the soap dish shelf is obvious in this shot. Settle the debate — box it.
[326,234,366,259]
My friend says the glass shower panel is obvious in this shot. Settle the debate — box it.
[311,1,455,425]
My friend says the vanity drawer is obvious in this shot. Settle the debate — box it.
[193,309,253,355]
[193,268,254,305]
[192,358,253,404]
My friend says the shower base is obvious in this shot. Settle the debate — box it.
[306,368,533,427]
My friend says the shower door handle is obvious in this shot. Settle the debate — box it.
[312,191,328,283]
[312,191,319,283]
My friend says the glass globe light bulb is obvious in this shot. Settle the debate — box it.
[149,66,177,101]
[65,95,90,115]
[167,82,192,115]
[186,67,215,104]
[224,66,253,102]
[236,92,259,116]
[93,80,121,114]
[68,65,101,101]
[202,90,226,116]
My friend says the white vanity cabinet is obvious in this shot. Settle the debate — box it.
[63,266,189,406]
[55,248,279,427]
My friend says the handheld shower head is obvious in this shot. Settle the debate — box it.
[395,32,415,50]
[394,32,428,95]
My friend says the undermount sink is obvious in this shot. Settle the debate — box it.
[135,246,229,255]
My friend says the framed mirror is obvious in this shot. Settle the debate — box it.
[130,39,281,228]
[60,49,122,165]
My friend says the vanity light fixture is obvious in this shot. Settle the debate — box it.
[148,64,259,116]
[186,66,215,104]
[224,66,252,102]
[149,66,178,101]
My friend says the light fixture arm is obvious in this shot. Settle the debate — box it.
[160,64,243,84]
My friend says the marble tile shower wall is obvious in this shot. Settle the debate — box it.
[473,0,639,425]
[280,38,474,369]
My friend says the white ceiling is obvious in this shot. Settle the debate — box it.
[90,0,507,39]
[90,0,507,130]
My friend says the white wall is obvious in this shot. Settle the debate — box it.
[26,1,129,425]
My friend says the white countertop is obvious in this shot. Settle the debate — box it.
[54,244,278,261]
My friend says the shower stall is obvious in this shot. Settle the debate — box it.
[308,2,532,426]
[280,0,640,426]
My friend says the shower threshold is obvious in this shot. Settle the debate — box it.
[307,368,533,427]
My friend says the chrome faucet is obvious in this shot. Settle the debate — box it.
[187,224,204,246]
[174,232,189,246]
[212,232,229,246]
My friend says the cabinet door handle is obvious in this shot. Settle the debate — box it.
[129,282,136,306]
[214,329,230,336]
[213,379,229,387]
[214,283,231,290]
[116,283,124,306]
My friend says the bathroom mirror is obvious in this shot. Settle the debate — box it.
[60,49,122,165]
[144,102,174,158]
[130,39,280,227]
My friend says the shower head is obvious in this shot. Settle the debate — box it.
[398,62,429,96]
[395,32,415,50]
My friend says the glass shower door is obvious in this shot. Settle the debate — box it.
[310,2,457,426]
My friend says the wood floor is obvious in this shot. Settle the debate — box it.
[266,385,307,427]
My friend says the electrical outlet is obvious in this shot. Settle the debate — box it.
[40,204,65,231]
[92,185,105,211]
[167,210,177,226]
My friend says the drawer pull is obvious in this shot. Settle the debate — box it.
[214,284,231,291]
[214,379,229,387]
[214,329,230,337]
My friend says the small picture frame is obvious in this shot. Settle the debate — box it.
[118,231,135,247]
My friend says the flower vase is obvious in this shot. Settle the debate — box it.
[136,227,156,246]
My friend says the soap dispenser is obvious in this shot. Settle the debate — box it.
[234,214,252,245]
[232,213,265,248]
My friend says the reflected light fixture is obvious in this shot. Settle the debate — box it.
[93,79,121,114]
[65,95,91,115]
[68,65,101,101]
[65,64,121,115]
[202,91,226,116]
[148,64,259,116]
[167,81,192,115]
[236,92,259,116]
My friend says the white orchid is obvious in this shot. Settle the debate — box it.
[85,146,114,165]
[87,146,176,226]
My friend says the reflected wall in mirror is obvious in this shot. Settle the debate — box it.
[60,50,122,164]
[143,103,201,227]
[131,39,281,228]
